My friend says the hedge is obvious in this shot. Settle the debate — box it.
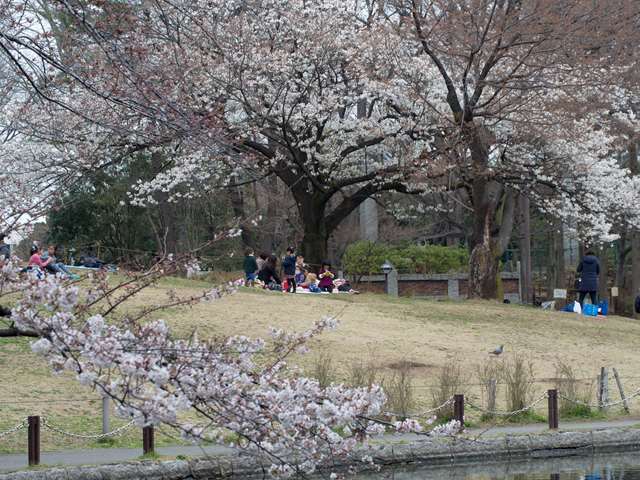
[342,241,469,276]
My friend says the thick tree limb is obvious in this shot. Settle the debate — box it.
[0,327,39,338]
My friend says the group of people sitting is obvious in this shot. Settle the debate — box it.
[243,247,356,294]
[27,243,80,280]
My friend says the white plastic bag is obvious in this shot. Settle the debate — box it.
[573,301,581,314]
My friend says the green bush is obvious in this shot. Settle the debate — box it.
[342,241,468,276]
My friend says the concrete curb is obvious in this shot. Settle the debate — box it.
[2,428,640,479]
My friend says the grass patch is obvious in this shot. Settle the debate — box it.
[561,404,605,420]
[3,276,640,451]
[138,451,162,461]
[507,411,547,424]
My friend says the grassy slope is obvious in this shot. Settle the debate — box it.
[1,276,639,453]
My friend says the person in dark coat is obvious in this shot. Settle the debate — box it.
[282,247,297,293]
[577,251,600,306]
[243,249,258,286]
[0,233,10,260]
[257,255,281,287]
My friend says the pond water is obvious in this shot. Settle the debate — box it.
[358,452,640,479]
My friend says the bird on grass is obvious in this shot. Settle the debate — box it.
[489,345,504,356]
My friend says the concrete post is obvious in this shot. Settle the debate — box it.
[447,279,460,299]
[387,268,398,297]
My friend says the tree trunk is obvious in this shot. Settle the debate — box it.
[629,141,640,319]
[469,210,500,299]
[298,194,330,270]
[229,180,254,248]
[518,195,533,304]
[260,174,280,254]
[466,122,508,300]
[468,184,516,300]
[150,151,177,256]
[598,244,609,303]
[615,233,627,314]
[301,222,328,270]
[632,234,640,319]
[469,242,499,299]
[547,220,565,298]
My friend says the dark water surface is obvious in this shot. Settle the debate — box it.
[357,453,640,479]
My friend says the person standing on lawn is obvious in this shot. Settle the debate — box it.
[282,247,297,293]
[243,249,258,286]
[577,250,600,307]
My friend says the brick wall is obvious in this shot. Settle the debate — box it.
[355,273,520,301]
[398,280,448,297]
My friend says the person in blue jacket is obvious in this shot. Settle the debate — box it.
[577,251,600,307]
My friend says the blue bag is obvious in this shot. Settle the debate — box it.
[583,303,598,317]
[598,300,608,316]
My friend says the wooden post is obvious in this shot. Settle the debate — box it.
[612,368,630,414]
[598,367,609,411]
[547,389,559,430]
[143,426,155,455]
[28,416,40,466]
[487,379,497,414]
[102,397,110,434]
[454,394,465,432]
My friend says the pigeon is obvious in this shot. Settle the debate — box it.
[489,345,504,356]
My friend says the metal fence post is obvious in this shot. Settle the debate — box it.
[28,416,40,466]
[548,389,558,430]
[454,394,465,432]
[143,425,155,455]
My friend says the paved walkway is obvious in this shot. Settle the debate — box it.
[1,419,639,473]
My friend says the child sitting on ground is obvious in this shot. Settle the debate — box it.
[299,272,318,290]
[27,245,53,279]
[295,255,306,285]
[318,261,335,293]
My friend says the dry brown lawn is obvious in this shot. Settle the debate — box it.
[1,276,639,453]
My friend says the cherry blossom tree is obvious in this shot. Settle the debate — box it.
[2,0,639,289]
[0,0,440,265]
[374,0,640,297]
[0,253,460,475]
[122,0,438,264]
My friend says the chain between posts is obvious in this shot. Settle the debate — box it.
[557,388,640,409]
[384,397,454,418]
[42,418,135,439]
[0,418,27,438]
[465,393,549,417]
